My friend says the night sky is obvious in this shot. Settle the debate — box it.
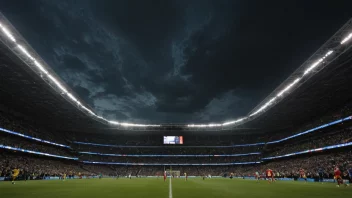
[0,0,351,124]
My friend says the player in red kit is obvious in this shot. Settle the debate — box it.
[164,171,167,182]
[266,169,274,183]
[334,167,347,187]
[299,169,307,182]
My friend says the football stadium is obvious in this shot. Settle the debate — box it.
[1,1,352,198]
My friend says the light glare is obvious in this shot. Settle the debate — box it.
[34,61,48,74]
[304,50,333,75]
[67,93,78,102]
[341,33,352,44]
[109,121,119,125]
[17,45,34,60]
[47,74,68,93]
[0,23,16,42]
[277,78,300,97]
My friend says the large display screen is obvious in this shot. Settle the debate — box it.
[163,136,183,144]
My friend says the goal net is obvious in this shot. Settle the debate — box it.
[165,170,180,177]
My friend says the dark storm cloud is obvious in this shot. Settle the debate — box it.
[1,0,351,123]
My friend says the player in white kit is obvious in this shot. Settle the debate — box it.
[255,171,260,182]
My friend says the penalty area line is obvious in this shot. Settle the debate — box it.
[169,176,173,198]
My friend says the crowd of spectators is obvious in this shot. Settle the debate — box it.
[262,101,352,142]
[230,150,352,179]
[0,134,74,157]
[2,149,351,180]
[78,155,261,164]
[265,127,352,157]
[1,115,351,173]
[0,101,352,181]
[5,124,351,162]
[0,110,66,144]
[136,166,228,177]
[0,152,89,178]
[81,164,117,176]
[75,144,263,155]
[69,101,352,148]
[70,132,266,146]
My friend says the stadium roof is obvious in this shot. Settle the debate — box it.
[0,12,352,133]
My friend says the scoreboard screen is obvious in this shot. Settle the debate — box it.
[163,136,183,144]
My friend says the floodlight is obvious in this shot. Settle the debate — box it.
[0,23,16,42]
[47,74,68,93]
[109,121,119,125]
[34,61,48,74]
[17,45,34,60]
[341,33,352,44]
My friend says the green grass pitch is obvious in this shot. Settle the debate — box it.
[1,178,351,198]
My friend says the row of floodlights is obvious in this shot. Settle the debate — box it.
[2,140,351,164]
[0,19,351,128]
[187,32,350,127]
[0,21,159,127]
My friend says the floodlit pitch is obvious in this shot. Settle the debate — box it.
[1,178,351,198]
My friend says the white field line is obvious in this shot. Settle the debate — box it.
[169,176,173,198]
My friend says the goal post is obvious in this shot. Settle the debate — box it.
[165,170,181,177]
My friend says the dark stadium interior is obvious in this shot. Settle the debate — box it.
[0,1,352,197]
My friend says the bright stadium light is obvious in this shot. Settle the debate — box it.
[341,33,352,44]
[97,115,107,121]
[1,17,152,127]
[222,118,245,126]
[66,92,78,102]
[120,123,161,127]
[17,45,34,60]
[249,96,278,117]
[277,78,301,97]
[188,123,220,128]
[109,120,119,125]
[34,61,48,74]
[325,50,334,56]
[185,39,341,128]
[303,50,334,75]
[208,124,222,127]
[0,15,351,129]
[81,105,95,115]
[0,23,16,42]
[303,58,323,75]
[47,74,68,93]
[98,116,108,122]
